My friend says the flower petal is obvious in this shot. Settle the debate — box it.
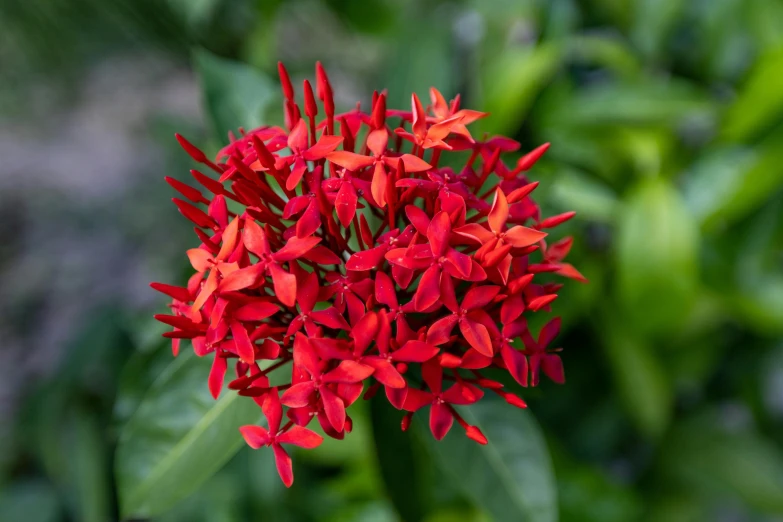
[459,319,493,357]
[347,246,387,271]
[414,265,442,312]
[501,343,529,387]
[462,285,501,310]
[243,220,270,257]
[386,385,408,410]
[352,311,379,354]
[366,128,388,156]
[280,381,316,408]
[286,159,307,191]
[454,223,493,243]
[277,425,324,449]
[273,444,295,487]
[208,353,227,399]
[219,264,264,292]
[187,248,213,273]
[402,388,433,412]
[310,307,350,330]
[429,401,453,441]
[504,226,547,248]
[542,354,565,384]
[363,358,405,388]
[335,180,358,227]
[371,161,389,208]
[374,271,398,307]
[539,317,561,348]
[231,322,255,364]
[262,389,283,433]
[320,387,346,432]
[397,154,431,172]
[239,425,271,449]
[296,200,322,238]
[269,263,297,307]
[303,135,343,161]
[488,189,509,233]
[323,360,374,383]
[234,301,279,322]
[275,236,321,262]
[405,205,432,235]
[426,211,451,256]
[327,151,375,170]
[392,340,439,363]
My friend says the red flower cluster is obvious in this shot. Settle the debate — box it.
[153,62,585,487]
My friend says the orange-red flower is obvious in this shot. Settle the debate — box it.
[152,61,585,487]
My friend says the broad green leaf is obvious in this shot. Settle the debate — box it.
[722,46,783,142]
[479,43,563,136]
[659,410,783,514]
[732,283,783,336]
[727,199,783,334]
[167,0,221,29]
[62,407,111,522]
[550,445,642,522]
[157,467,245,522]
[684,128,783,230]
[0,480,60,522]
[747,0,783,49]
[642,493,706,522]
[630,0,685,61]
[548,168,618,223]
[566,35,641,78]
[383,7,453,109]
[551,80,713,127]
[115,351,263,518]
[370,398,434,522]
[194,49,275,142]
[113,341,176,429]
[616,177,699,335]
[601,316,673,437]
[421,400,557,522]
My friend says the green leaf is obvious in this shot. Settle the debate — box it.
[630,0,685,62]
[601,316,673,438]
[383,7,454,109]
[722,45,783,142]
[0,480,61,522]
[551,80,713,127]
[683,128,783,230]
[194,49,275,142]
[479,43,564,136]
[370,398,434,522]
[115,351,263,519]
[726,199,783,334]
[548,168,618,223]
[167,0,222,29]
[566,35,642,79]
[550,445,643,522]
[62,407,112,522]
[659,410,783,514]
[421,400,558,522]
[615,177,699,335]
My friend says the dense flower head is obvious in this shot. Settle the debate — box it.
[152,62,586,487]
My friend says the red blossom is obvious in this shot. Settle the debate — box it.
[153,62,585,487]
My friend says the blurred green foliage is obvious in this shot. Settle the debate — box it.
[2,0,783,521]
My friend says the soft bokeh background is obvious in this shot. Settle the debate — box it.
[2,0,783,521]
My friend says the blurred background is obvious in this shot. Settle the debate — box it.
[1,0,783,521]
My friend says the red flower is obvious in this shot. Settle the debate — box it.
[153,61,585,487]
[281,334,373,432]
[386,210,486,311]
[402,361,483,440]
[240,389,323,487]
